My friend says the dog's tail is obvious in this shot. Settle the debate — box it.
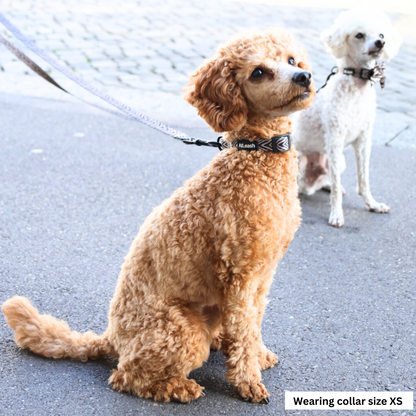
[2,296,115,362]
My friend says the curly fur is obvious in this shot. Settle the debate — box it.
[2,28,315,404]
[293,8,402,227]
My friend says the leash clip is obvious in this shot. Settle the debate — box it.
[182,137,222,150]
[317,66,338,93]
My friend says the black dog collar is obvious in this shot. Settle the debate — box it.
[220,134,292,153]
[342,62,386,88]
[317,61,386,93]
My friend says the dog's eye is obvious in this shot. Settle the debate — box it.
[380,33,384,39]
[288,57,296,66]
[355,33,364,39]
[251,68,264,79]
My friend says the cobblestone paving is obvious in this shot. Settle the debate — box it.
[0,0,415,143]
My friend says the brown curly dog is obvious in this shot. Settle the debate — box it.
[2,28,315,404]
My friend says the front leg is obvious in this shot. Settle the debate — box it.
[352,136,390,213]
[254,278,278,370]
[327,146,345,227]
[222,281,270,404]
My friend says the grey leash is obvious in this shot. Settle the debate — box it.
[316,66,338,93]
[0,12,221,149]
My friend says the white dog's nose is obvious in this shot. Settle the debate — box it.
[375,39,385,49]
[292,71,311,88]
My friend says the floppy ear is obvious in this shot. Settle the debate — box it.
[183,55,248,132]
[321,26,348,59]
[383,25,402,61]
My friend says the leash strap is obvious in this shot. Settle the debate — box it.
[0,31,161,123]
[0,13,292,154]
[316,66,337,93]
[0,12,222,147]
[0,32,69,93]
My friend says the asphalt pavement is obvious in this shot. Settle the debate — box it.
[0,1,415,415]
[1,91,415,415]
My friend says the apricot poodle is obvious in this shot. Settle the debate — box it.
[2,28,315,404]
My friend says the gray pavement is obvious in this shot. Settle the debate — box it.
[0,0,416,415]
[0,93,415,416]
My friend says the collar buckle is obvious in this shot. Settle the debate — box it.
[359,68,373,80]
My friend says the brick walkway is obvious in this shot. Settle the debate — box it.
[1,0,415,144]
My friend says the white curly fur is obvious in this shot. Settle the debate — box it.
[293,8,402,227]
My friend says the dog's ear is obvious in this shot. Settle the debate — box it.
[321,27,348,59]
[183,56,248,132]
[383,25,402,61]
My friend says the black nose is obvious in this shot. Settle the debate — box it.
[292,71,311,88]
[375,39,385,49]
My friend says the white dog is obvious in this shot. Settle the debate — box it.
[293,9,402,227]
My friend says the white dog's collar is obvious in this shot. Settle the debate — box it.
[340,62,386,88]
[317,62,386,93]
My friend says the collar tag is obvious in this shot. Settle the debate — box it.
[236,139,258,151]
[343,68,355,76]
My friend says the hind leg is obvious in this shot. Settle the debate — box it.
[298,152,329,195]
[108,302,211,403]
[202,304,223,351]
[353,134,390,213]
[110,366,206,403]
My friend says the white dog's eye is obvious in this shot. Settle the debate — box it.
[251,68,264,79]
[288,57,296,66]
[380,33,384,39]
[355,33,364,39]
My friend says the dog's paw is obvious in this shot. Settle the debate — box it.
[259,348,278,370]
[328,211,344,228]
[237,381,270,404]
[368,202,391,213]
[111,372,206,403]
[143,378,206,403]
[168,380,206,403]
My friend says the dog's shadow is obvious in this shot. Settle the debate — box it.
[189,350,240,400]
[299,190,364,233]
[299,191,331,224]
